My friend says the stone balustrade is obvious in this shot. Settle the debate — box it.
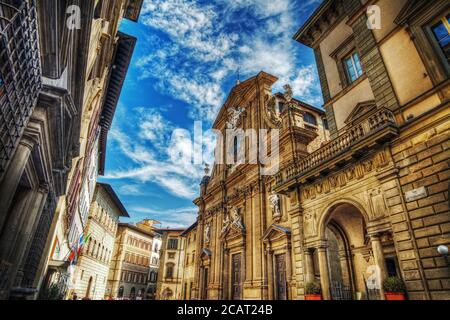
[275,108,397,186]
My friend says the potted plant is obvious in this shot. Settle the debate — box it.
[383,276,406,300]
[305,281,322,300]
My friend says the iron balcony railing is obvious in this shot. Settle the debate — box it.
[0,0,41,177]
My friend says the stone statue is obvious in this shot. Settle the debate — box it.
[230,207,245,230]
[283,84,293,103]
[204,222,211,243]
[226,106,245,130]
[222,213,231,234]
[265,95,282,126]
[304,211,317,237]
[269,192,281,218]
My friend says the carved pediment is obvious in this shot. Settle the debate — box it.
[201,248,212,259]
[262,224,291,243]
[213,72,278,130]
[344,100,376,126]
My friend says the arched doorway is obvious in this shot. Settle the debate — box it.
[130,287,136,300]
[320,202,368,300]
[306,201,390,300]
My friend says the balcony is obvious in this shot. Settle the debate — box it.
[274,108,399,190]
[0,0,41,177]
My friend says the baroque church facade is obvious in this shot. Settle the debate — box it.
[191,0,450,300]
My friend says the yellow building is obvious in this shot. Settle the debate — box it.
[0,0,139,299]
[181,222,198,300]
[191,0,450,300]
[70,183,128,300]
[156,229,186,300]
[107,222,154,300]
[36,0,142,299]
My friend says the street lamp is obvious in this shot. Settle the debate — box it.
[437,245,449,267]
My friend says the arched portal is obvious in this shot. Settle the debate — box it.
[308,201,388,300]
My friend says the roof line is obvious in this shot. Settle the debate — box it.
[97,182,129,217]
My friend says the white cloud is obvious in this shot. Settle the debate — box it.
[108,0,324,202]
[136,0,322,123]
[106,111,215,199]
[128,206,198,229]
[141,0,238,62]
[118,184,142,196]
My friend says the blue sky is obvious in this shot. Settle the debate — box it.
[100,0,324,228]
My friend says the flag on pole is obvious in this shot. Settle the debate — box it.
[78,233,85,248]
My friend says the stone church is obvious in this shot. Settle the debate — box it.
[191,0,450,300]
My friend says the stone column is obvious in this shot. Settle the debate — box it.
[304,248,315,284]
[285,245,293,282]
[0,136,35,231]
[370,234,387,299]
[317,246,331,300]
[222,248,229,300]
[266,249,274,300]
[338,250,351,288]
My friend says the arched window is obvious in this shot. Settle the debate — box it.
[91,240,97,256]
[118,286,124,298]
[304,112,317,126]
[234,136,238,163]
[150,271,157,283]
[130,287,136,299]
[86,239,91,255]
[165,263,175,279]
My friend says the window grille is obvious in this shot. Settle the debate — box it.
[0,0,41,177]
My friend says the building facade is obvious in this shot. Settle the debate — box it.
[148,227,162,300]
[156,229,186,300]
[191,72,329,300]
[70,183,128,300]
[181,222,198,300]
[107,222,154,300]
[191,0,450,300]
[35,0,142,300]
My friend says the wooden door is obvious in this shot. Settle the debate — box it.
[231,253,242,300]
[275,254,287,300]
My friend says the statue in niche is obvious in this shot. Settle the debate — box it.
[222,213,231,234]
[269,192,281,219]
[265,95,282,126]
[229,207,245,231]
[304,211,317,237]
[204,222,211,244]
[369,188,387,219]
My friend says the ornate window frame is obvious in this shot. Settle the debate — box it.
[396,1,450,85]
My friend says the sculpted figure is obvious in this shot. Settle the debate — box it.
[204,222,211,243]
[269,192,281,218]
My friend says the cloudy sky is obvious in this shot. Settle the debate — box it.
[100,0,324,228]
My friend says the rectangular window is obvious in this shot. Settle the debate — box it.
[167,238,178,249]
[431,14,450,66]
[344,51,363,83]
